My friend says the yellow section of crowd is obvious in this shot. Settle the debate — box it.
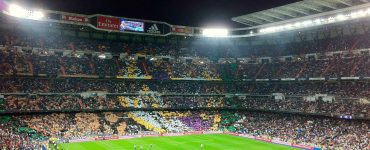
[127,112,165,133]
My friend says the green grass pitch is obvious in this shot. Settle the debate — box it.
[58,134,299,150]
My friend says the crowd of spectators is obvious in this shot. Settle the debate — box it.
[1,110,368,149]
[2,47,370,80]
[234,97,368,118]
[0,112,145,148]
[0,115,47,150]
[1,94,368,118]
[0,78,229,94]
[0,47,222,80]
[4,29,370,57]
[3,34,370,80]
[220,111,369,150]
[128,111,219,133]
[236,54,370,79]
[1,78,369,98]
[2,25,370,150]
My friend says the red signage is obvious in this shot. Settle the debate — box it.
[255,137,272,142]
[61,15,88,23]
[97,16,120,31]
[172,26,192,34]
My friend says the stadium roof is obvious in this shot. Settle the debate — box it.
[232,0,370,27]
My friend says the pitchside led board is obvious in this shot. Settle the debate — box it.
[96,16,170,35]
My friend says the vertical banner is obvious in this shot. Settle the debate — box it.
[97,16,120,31]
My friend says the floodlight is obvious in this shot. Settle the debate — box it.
[8,4,28,18]
[294,22,301,27]
[6,4,45,20]
[328,17,335,23]
[351,12,359,18]
[314,19,322,24]
[31,11,44,20]
[366,8,370,14]
[202,28,229,37]
[302,20,313,26]
[336,14,347,21]
[284,24,293,29]
[357,10,366,17]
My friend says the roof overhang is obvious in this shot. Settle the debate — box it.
[232,0,369,27]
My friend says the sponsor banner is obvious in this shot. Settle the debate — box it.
[145,23,162,34]
[141,134,160,137]
[172,26,193,34]
[203,131,223,134]
[223,132,239,136]
[256,79,269,81]
[94,137,104,140]
[94,135,119,141]
[281,78,295,81]
[69,138,91,143]
[298,78,307,81]
[162,133,184,136]
[291,143,312,149]
[271,139,290,146]
[170,77,222,81]
[61,15,88,23]
[183,131,203,135]
[309,77,325,80]
[255,137,272,142]
[60,75,99,78]
[238,134,255,139]
[145,23,171,35]
[116,76,152,79]
[119,135,137,139]
[340,77,359,80]
[97,16,120,31]
[109,136,119,140]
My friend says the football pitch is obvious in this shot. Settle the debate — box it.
[58,134,299,150]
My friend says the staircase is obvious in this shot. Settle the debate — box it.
[59,58,66,75]
[350,57,364,76]
[276,62,287,77]
[27,62,34,74]
[255,64,265,79]
[322,59,335,76]
[296,62,308,78]
[141,62,149,75]
[78,98,85,109]
[89,62,95,75]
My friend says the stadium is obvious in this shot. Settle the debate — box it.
[0,0,369,149]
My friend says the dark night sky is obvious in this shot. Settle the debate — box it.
[12,0,300,27]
